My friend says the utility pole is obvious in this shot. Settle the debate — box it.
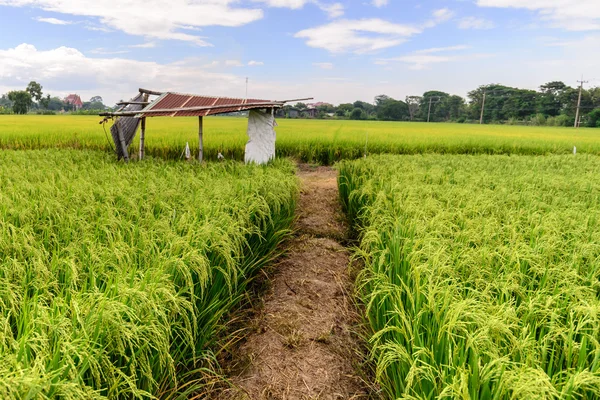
[427,97,433,123]
[574,76,588,128]
[245,77,248,101]
[479,90,487,125]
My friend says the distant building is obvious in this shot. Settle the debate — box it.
[307,102,332,108]
[64,94,83,110]
[306,102,333,118]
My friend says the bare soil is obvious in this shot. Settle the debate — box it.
[221,165,369,400]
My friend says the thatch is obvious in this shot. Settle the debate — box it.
[111,92,145,159]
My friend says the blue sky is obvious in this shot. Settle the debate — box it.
[0,0,598,105]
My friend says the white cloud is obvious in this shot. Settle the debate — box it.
[295,9,453,54]
[89,48,130,55]
[248,60,264,66]
[377,46,489,70]
[318,2,344,18]
[458,16,495,30]
[34,16,72,25]
[422,8,455,28]
[129,42,157,49]
[432,8,454,22]
[415,45,471,54]
[0,43,251,105]
[295,19,420,53]
[392,54,453,70]
[313,62,334,69]
[0,0,264,45]
[253,0,344,18]
[225,60,244,67]
[203,61,221,68]
[372,0,389,8]
[477,0,600,31]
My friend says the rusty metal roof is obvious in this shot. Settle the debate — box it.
[139,92,281,117]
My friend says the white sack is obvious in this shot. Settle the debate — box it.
[245,109,276,165]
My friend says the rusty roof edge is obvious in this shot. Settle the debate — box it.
[127,101,284,118]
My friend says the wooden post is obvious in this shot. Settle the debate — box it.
[198,116,204,162]
[139,117,146,160]
[116,120,129,162]
[139,93,149,160]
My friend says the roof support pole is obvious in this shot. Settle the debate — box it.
[198,116,204,162]
[139,93,149,160]
[139,117,146,160]
[116,120,130,162]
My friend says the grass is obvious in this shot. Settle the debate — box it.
[0,149,297,399]
[1,115,598,163]
[339,154,600,399]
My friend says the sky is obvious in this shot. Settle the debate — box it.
[0,0,599,106]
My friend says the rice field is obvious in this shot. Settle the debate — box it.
[0,150,297,399]
[3,114,600,398]
[339,154,600,399]
[0,115,598,164]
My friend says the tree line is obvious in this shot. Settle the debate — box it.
[283,81,600,127]
[3,80,599,127]
[0,81,108,115]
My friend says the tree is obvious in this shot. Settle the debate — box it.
[350,108,365,120]
[376,98,409,121]
[418,91,450,121]
[295,102,307,111]
[374,94,392,107]
[26,81,43,103]
[586,109,600,128]
[90,95,103,103]
[7,91,33,114]
[538,81,568,116]
[353,101,374,115]
[82,101,106,110]
[40,95,51,110]
[46,97,67,111]
[336,103,353,117]
[405,96,422,121]
[0,94,12,108]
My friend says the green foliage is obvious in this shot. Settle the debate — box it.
[586,109,600,128]
[376,98,409,121]
[26,81,43,103]
[7,91,32,114]
[339,154,600,399]
[336,103,354,117]
[350,108,366,120]
[0,150,297,398]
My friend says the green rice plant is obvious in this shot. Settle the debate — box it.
[0,149,297,399]
[339,154,600,399]
[1,116,600,164]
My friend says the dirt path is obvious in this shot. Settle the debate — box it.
[223,165,368,399]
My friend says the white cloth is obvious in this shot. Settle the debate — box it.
[245,109,276,165]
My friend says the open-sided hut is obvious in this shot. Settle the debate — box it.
[100,88,310,164]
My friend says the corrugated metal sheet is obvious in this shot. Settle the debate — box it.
[110,92,144,159]
[140,92,278,118]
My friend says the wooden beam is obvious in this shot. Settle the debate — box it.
[116,120,130,162]
[117,101,151,106]
[138,88,164,96]
[99,101,284,117]
[198,116,204,163]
